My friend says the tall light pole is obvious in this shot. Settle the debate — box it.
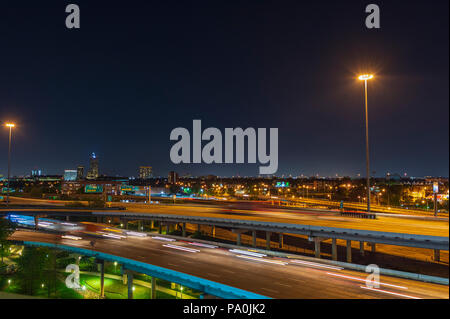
[5,123,15,207]
[358,74,374,212]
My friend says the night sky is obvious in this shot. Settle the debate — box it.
[0,1,448,178]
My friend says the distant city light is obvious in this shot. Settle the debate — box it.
[358,74,374,80]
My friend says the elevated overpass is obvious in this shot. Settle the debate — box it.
[2,205,448,263]
[9,230,449,299]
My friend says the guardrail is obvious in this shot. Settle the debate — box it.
[340,211,376,219]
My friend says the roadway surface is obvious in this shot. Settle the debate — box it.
[3,199,449,237]
[109,203,450,237]
[9,230,449,299]
[5,196,449,234]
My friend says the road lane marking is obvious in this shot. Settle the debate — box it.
[326,272,408,290]
[261,287,279,294]
[360,286,420,299]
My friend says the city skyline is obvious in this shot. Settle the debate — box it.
[1,1,449,178]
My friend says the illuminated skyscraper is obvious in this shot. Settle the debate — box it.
[139,166,153,179]
[86,153,99,180]
[64,169,77,181]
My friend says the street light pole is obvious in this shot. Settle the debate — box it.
[364,79,370,212]
[358,75,374,212]
[5,123,15,207]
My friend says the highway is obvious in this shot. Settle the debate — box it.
[280,196,448,217]
[9,230,449,299]
[3,198,448,237]
[109,202,449,237]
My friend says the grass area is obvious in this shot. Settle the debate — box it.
[0,274,82,299]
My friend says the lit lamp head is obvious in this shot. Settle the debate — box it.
[5,123,15,128]
[358,74,374,81]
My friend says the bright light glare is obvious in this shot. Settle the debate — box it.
[290,259,344,270]
[62,235,82,241]
[162,244,200,253]
[101,233,124,239]
[126,231,147,237]
[358,74,374,80]
[229,249,267,258]
[5,123,15,128]
[236,255,288,265]
[151,236,176,242]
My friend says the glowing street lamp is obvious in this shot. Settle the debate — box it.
[4,123,15,207]
[358,74,374,212]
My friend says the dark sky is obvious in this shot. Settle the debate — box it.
[0,0,448,178]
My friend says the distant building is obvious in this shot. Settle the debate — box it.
[31,169,42,177]
[86,153,99,180]
[77,166,84,180]
[61,180,124,196]
[168,171,178,184]
[139,166,153,179]
[63,169,77,181]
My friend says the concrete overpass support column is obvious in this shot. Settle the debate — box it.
[266,232,271,250]
[252,231,257,247]
[314,238,321,259]
[151,277,156,299]
[346,240,352,263]
[279,234,284,249]
[158,223,162,234]
[66,216,70,222]
[331,238,337,261]
[236,232,241,246]
[100,260,105,298]
[182,222,186,237]
[197,224,201,233]
[371,242,376,253]
[359,241,365,256]
[166,224,170,234]
[127,271,134,299]
[434,249,440,262]
[138,220,143,231]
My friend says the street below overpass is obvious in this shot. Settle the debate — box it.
[9,230,449,299]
